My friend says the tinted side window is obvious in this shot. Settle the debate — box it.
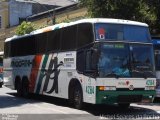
[11,38,20,56]
[17,36,36,56]
[5,35,36,57]
[24,36,36,55]
[35,32,47,54]
[77,23,94,48]
[61,25,77,50]
[0,56,2,63]
[4,42,10,58]
[77,50,85,73]
[47,29,61,52]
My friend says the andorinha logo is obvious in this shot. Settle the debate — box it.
[11,60,33,67]
[118,81,130,86]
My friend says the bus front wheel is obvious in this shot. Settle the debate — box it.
[73,84,83,109]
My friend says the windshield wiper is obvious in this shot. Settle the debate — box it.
[105,73,119,79]
[131,70,147,79]
[143,71,155,78]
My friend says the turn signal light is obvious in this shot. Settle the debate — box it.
[99,86,105,91]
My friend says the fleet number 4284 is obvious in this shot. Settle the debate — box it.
[146,80,155,86]
[86,86,94,94]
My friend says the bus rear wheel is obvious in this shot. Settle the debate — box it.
[16,81,22,97]
[22,80,29,98]
[73,84,83,109]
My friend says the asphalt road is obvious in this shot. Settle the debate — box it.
[0,86,160,120]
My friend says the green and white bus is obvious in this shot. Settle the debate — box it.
[4,18,156,109]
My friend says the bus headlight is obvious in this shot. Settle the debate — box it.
[105,86,116,90]
[99,86,116,91]
[145,86,155,90]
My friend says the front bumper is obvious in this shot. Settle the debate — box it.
[156,89,160,97]
[96,89,156,104]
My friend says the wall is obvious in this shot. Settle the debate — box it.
[0,1,9,51]
[0,1,9,29]
[9,0,32,26]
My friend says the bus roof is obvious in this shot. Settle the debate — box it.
[5,18,148,42]
[70,18,148,27]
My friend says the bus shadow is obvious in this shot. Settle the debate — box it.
[6,92,69,108]
[0,93,41,108]
[84,104,160,117]
[6,93,160,118]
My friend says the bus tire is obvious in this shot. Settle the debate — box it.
[118,103,130,109]
[22,78,29,98]
[16,80,22,97]
[73,84,83,109]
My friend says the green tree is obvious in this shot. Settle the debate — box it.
[146,0,160,34]
[15,21,36,36]
[79,0,159,34]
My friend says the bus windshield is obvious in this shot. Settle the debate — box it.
[131,45,155,78]
[95,23,151,42]
[98,43,130,78]
[98,43,155,78]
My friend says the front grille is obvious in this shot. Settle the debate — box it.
[118,95,142,103]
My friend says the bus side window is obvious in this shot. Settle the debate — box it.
[85,49,98,73]
[77,23,94,49]
[47,29,61,52]
[86,51,91,71]
[0,56,2,63]
[35,32,47,54]
[77,50,85,73]
[61,25,77,50]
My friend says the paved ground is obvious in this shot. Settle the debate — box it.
[0,86,160,120]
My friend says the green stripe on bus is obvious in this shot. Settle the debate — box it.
[36,55,49,94]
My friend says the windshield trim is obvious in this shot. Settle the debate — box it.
[94,40,152,44]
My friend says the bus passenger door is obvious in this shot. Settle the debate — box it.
[77,49,98,104]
